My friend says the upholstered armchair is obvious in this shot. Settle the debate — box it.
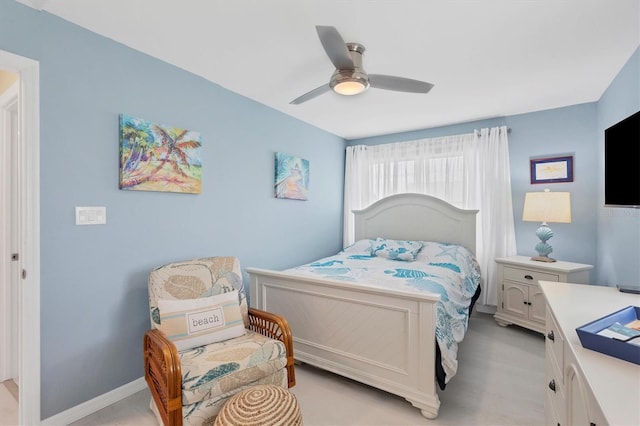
[143,257,295,426]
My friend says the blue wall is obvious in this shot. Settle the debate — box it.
[351,47,640,287]
[596,48,640,287]
[350,103,599,271]
[2,0,638,419]
[507,103,598,268]
[1,2,345,419]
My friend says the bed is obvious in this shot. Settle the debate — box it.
[247,193,480,419]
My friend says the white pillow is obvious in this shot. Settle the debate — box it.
[158,290,246,351]
[341,239,374,255]
[371,238,424,261]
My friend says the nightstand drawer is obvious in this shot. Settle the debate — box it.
[503,266,559,284]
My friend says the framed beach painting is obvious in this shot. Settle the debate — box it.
[530,155,574,184]
[119,114,202,194]
[274,152,309,200]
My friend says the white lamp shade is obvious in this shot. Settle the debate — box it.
[523,190,571,224]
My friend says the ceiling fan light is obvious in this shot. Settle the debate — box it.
[329,62,369,97]
[333,80,366,95]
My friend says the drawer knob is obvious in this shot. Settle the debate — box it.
[547,330,555,341]
[524,274,533,280]
[548,379,556,393]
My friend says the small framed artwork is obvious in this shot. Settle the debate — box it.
[530,155,574,184]
[274,152,309,200]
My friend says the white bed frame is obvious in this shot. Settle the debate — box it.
[247,193,478,419]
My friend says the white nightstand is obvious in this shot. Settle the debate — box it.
[494,255,593,334]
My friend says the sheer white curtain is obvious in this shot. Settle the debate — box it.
[471,127,518,305]
[343,126,517,306]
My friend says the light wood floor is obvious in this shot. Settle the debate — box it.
[0,380,18,426]
[2,313,545,425]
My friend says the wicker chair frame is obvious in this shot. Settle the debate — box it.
[143,307,295,426]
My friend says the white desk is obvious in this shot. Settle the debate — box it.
[540,281,640,426]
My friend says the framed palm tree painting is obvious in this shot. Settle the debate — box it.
[119,114,202,194]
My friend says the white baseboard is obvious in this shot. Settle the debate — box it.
[41,377,147,426]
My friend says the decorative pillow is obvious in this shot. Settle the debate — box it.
[341,239,374,256]
[371,238,424,261]
[158,290,246,351]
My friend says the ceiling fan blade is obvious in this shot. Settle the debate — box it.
[369,74,434,93]
[289,84,331,105]
[316,25,354,70]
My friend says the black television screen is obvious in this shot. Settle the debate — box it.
[604,110,640,207]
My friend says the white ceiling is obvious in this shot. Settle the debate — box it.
[20,0,640,139]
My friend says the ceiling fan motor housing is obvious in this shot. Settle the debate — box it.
[330,43,370,95]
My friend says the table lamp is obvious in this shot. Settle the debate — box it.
[522,189,571,262]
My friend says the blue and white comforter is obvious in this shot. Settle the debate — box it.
[284,239,481,383]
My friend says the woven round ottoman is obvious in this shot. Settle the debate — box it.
[214,384,302,426]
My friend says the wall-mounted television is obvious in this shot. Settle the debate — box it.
[604,110,640,208]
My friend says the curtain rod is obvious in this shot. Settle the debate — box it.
[474,127,511,134]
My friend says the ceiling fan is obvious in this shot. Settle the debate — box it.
[290,25,434,105]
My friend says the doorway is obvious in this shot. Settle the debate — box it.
[0,50,41,426]
[0,71,20,399]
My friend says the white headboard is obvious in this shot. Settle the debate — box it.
[353,193,479,255]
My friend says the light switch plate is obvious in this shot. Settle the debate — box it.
[76,206,106,225]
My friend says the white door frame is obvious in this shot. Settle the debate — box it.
[0,50,41,426]
[0,80,19,383]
